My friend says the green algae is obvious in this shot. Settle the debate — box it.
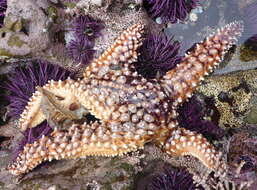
[244,106,257,124]
[109,157,120,166]
[13,20,23,32]
[197,69,256,128]
[7,35,26,48]
[63,2,76,9]
[0,27,11,38]
[240,44,257,62]
[4,17,24,32]
[4,17,17,30]
[33,183,41,190]
[47,6,58,23]
[100,160,135,189]
[103,183,112,190]
[0,48,13,57]
[0,28,27,56]
[120,163,134,173]
[0,181,4,189]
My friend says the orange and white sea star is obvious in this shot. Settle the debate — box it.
[7,21,243,176]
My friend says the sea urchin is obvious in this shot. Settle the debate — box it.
[143,0,200,24]
[134,33,182,79]
[148,167,203,190]
[0,0,7,27]
[4,60,75,119]
[67,15,104,65]
[4,60,75,160]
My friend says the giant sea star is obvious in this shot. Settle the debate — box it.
[7,22,243,176]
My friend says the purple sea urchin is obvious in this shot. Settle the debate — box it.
[4,60,75,119]
[249,34,257,42]
[135,33,223,139]
[148,167,203,190]
[72,15,104,41]
[12,121,53,161]
[4,60,74,160]
[0,0,7,27]
[178,95,224,140]
[243,34,257,50]
[67,15,104,65]
[134,33,182,79]
[67,38,95,65]
[143,0,199,24]
[134,33,224,186]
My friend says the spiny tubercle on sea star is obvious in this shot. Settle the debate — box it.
[7,21,243,176]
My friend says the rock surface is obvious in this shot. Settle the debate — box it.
[0,69,256,189]
[0,0,257,189]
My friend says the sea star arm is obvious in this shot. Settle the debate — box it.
[18,23,145,131]
[83,24,145,79]
[162,127,226,175]
[7,122,146,175]
[161,21,243,106]
[18,79,88,131]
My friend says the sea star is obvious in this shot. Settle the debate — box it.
[7,21,243,176]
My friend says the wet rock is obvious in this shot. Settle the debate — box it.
[0,0,160,70]
[0,0,50,58]
[0,70,256,189]
[197,69,257,128]
[226,125,257,190]
[244,97,257,124]
[0,0,256,189]
[240,39,257,62]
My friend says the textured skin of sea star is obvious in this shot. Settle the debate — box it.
[7,22,243,176]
